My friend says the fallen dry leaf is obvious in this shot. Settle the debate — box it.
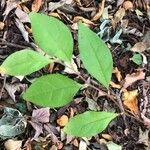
[110,81,121,89]
[32,108,50,123]
[102,134,112,141]
[29,121,43,140]
[92,0,105,21]
[5,83,26,102]
[4,139,22,150]
[29,108,50,140]
[113,67,122,82]
[123,70,145,88]
[3,0,20,19]
[130,41,150,52]
[123,90,139,113]
[15,8,30,23]
[113,7,126,26]
[32,0,43,12]
[73,16,95,26]
[57,115,68,127]
[48,12,61,19]
[0,22,5,30]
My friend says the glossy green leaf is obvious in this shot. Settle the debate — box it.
[0,49,50,76]
[78,23,113,87]
[29,12,73,62]
[64,111,118,137]
[23,74,81,107]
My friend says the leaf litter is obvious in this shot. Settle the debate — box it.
[0,0,150,149]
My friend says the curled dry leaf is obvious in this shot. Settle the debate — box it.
[113,67,122,82]
[3,0,20,18]
[101,134,112,141]
[73,16,95,26]
[57,115,68,127]
[92,0,105,21]
[110,81,121,89]
[4,139,22,150]
[32,0,43,12]
[123,70,145,88]
[123,90,139,114]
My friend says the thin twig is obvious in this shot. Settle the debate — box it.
[116,91,128,129]
[0,39,28,49]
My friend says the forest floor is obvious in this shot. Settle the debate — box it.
[0,0,150,150]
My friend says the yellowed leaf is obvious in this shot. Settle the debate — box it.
[113,67,122,82]
[57,115,68,127]
[110,81,121,89]
[123,90,139,113]
[32,0,43,12]
[48,12,61,19]
[123,70,145,88]
[101,134,112,141]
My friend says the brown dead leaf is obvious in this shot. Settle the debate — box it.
[92,0,105,21]
[73,16,95,26]
[123,90,139,113]
[57,115,68,127]
[123,70,145,88]
[113,7,126,27]
[130,41,150,52]
[32,0,43,12]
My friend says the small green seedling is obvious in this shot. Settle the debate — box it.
[0,12,118,137]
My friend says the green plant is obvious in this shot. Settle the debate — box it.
[0,12,118,137]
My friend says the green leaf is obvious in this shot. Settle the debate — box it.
[23,74,81,107]
[0,49,50,76]
[131,53,142,65]
[106,141,122,150]
[64,111,118,137]
[29,12,73,62]
[78,23,113,87]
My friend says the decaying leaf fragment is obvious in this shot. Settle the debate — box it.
[123,90,139,114]
[4,139,22,150]
[130,41,150,52]
[123,70,145,88]
[32,0,43,12]
[113,67,122,82]
[113,7,126,27]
